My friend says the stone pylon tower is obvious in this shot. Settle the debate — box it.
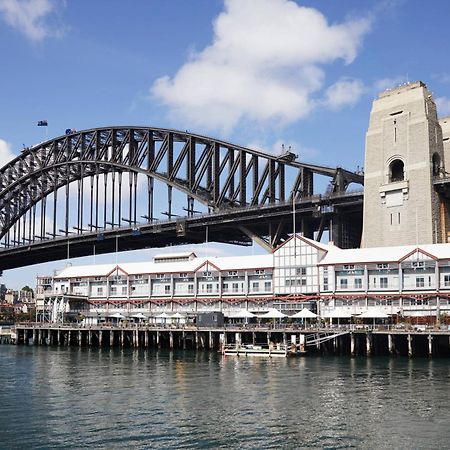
[361,81,447,247]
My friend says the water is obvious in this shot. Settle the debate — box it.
[1,347,450,449]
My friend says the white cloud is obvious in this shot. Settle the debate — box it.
[436,97,450,117]
[323,77,365,110]
[0,139,16,168]
[151,0,371,134]
[0,0,62,42]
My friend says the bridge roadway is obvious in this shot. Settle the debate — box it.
[0,190,363,270]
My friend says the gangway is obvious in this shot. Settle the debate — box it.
[305,330,350,347]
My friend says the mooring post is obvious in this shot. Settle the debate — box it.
[366,333,372,356]
[350,333,356,356]
[428,334,433,357]
[407,334,413,357]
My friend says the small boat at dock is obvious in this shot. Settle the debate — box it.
[222,343,306,357]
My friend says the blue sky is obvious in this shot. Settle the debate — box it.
[1,0,450,289]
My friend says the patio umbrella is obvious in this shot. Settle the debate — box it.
[321,310,351,326]
[358,309,389,327]
[226,310,256,318]
[291,309,317,318]
[131,312,147,320]
[109,312,126,319]
[258,308,287,319]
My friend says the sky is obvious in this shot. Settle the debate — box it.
[1,0,450,289]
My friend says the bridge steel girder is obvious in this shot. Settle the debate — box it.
[0,126,364,267]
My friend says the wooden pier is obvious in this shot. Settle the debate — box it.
[10,324,450,357]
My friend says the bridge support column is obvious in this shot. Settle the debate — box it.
[182,331,186,350]
[350,333,355,356]
[110,330,114,347]
[169,331,173,349]
[156,331,160,348]
[33,329,36,345]
[428,334,433,357]
[144,330,148,348]
[88,330,92,347]
[38,329,42,345]
[407,334,413,357]
[366,333,372,356]
[78,330,82,346]
[57,330,61,346]
[99,330,103,347]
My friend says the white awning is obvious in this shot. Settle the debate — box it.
[156,312,171,318]
[291,308,317,319]
[109,312,126,319]
[358,310,389,319]
[258,308,287,319]
[171,312,186,319]
[321,311,352,319]
[226,310,255,319]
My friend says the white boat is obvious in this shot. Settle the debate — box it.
[222,343,305,357]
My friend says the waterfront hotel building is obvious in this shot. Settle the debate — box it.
[36,235,450,324]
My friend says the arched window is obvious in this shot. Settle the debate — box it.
[389,159,404,183]
[432,153,441,177]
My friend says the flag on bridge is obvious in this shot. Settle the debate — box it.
[37,120,48,126]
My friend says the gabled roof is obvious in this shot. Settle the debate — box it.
[320,243,450,265]
[273,234,332,253]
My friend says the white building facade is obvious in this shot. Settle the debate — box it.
[36,236,450,323]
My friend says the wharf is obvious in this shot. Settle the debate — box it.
[11,323,450,357]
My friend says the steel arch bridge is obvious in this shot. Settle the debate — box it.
[0,126,364,270]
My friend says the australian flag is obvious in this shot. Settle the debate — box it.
[37,120,48,126]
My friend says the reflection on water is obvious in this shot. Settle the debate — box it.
[1,346,450,449]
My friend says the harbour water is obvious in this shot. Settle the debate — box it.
[1,347,450,449]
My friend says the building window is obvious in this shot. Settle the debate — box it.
[355,278,362,289]
[340,279,348,289]
[411,261,425,269]
[444,275,450,287]
[222,283,229,292]
[203,271,212,277]
[188,284,194,294]
[110,287,117,295]
[179,273,188,278]
[343,265,355,271]
[301,278,307,286]
[164,285,170,294]
[377,264,389,270]
[255,269,265,275]
[416,277,425,288]
[323,277,329,290]
[232,283,239,293]
[297,267,307,276]
[97,287,103,295]
[228,271,237,276]
[206,283,213,293]
[156,273,165,279]
[389,159,404,182]
[264,281,271,291]
[380,277,388,289]
[122,286,127,295]
[252,282,259,292]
